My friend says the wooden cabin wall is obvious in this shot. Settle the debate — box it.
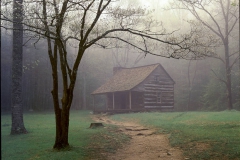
[144,83,174,108]
[133,66,174,109]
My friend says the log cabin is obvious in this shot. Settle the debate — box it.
[91,63,175,113]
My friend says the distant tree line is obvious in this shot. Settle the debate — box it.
[1,32,112,112]
[1,0,239,114]
[1,31,239,113]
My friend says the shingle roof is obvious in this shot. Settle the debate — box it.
[92,63,160,95]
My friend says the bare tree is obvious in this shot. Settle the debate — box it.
[173,0,239,110]
[187,60,198,111]
[10,0,28,134]
[111,34,146,68]
[2,0,216,149]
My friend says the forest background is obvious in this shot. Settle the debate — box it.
[1,0,239,112]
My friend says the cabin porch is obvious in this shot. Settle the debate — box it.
[92,90,174,114]
[92,91,144,111]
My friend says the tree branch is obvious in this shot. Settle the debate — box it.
[229,55,240,70]
[211,69,227,85]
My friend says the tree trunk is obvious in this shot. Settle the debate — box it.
[49,43,69,149]
[53,93,73,149]
[239,30,240,108]
[11,0,27,135]
[187,60,191,111]
[187,60,198,111]
[53,106,70,149]
[224,42,233,110]
[83,64,87,110]
[53,90,73,149]
[51,42,84,149]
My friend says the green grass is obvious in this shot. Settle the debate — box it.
[2,111,239,160]
[111,111,240,160]
[1,110,130,160]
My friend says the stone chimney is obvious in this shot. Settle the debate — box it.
[113,66,123,75]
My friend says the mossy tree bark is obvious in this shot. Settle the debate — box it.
[11,0,28,135]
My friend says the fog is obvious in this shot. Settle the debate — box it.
[1,0,239,112]
[1,0,240,159]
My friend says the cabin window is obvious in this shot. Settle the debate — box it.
[154,75,160,81]
[157,92,161,103]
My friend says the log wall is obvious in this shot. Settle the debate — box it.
[133,65,174,109]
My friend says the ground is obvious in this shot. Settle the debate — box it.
[92,114,184,160]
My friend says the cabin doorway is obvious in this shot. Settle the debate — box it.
[119,92,126,109]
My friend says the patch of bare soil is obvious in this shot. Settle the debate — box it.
[92,114,184,160]
[191,142,211,152]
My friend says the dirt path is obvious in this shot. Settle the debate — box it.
[92,114,184,160]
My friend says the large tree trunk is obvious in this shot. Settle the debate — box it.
[49,43,69,149]
[53,93,71,149]
[42,0,85,147]
[52,86,73,149]
[51,42,84,149]
[53,106,70,149]
[11,0,27,135]
[53,93,72,149]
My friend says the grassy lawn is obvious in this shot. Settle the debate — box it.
[111,111,240,160]
[1,110,129,160]
[2,110,239,160]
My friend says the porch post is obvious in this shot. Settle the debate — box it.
[93,95,95,112]
[106,94,108,110]
[129,91,132,109]
[113,92,115,110]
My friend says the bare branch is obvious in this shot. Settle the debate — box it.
[83,0,111,43]
[229,55,240,70]
[211,69,227,85]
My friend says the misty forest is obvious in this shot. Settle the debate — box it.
[1,0,240,159]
